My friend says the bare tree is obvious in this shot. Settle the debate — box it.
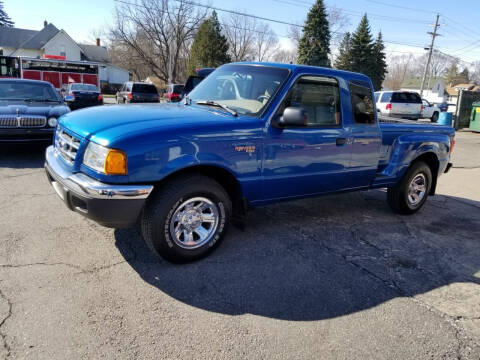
[383,54,415,90]
[222,14,257,62]
[109,0,207,83]
[471,61,480,85]
[272,48,297,64]
[254,23,279,62]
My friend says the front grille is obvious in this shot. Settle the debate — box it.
[55,128,81,164]
[0,115,47,128]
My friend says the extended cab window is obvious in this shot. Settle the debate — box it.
[280,75,341,126]
[350,81,375,124]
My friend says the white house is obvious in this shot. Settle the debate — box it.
[0,21,129,90]
[401,78,447,104]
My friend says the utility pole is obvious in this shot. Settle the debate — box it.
[420,14,441,96]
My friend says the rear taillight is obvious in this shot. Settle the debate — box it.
[421,105,424,111]
[128,93,133,100]
[386,103,392,110]
[97,94,103,101]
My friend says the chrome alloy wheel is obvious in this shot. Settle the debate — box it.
[407,173,427,206]
[169,197,219,249]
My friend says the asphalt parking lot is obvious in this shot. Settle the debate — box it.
[0,131,479,359]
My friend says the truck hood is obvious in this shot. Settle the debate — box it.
[0,100,70,118]
[59,103,235,142]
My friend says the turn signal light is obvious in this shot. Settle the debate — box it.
[104,149,128,175]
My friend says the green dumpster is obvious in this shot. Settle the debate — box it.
[470,102,480,132]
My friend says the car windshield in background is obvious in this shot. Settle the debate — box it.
[391,92,422,103]
[188,64,290,116]
[71,83,98,92]
[0,81,60,101]
[133,84,158,94]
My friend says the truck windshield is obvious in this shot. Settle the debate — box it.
[0,81,61,101]
[188,64,290,116]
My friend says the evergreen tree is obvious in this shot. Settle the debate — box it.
[445,62,459,86]
[297,0,331,67]
[350,15,376,81]
[334,32,353,71]
[187,11,230,76]
[0,1,14,27]
[371,32,387,91]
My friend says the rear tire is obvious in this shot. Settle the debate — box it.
[387,161,432,215]
[141,175,232,263]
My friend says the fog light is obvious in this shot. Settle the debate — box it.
[48,117,58,127]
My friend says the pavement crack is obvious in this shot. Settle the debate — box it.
[0,287,13,359]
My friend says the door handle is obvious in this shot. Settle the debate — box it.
[336,137,346,146]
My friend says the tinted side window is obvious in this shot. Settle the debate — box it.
[391,92,422,103]
[350,81,375,124]
[281,76,341,126]
[380,92,392,102]
[374,92,380,102]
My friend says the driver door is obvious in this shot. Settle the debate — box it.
[262,75,352,200]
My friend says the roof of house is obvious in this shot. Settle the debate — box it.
[20,24,60,49]
[445,86,458,96]
[0,27,38,48]
[454,83,476,90]
[0,24,110,63]
[78,44,110,63]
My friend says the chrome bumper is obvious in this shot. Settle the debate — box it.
[45,145,153,228]
[45,145,153,200]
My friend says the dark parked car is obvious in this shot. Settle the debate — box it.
[116,82,159,104]
[0,79,70,142]
[62,83,103,110]
[182,68,215,98]
[163,84,184,102]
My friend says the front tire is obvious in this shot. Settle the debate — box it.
[431,112,439,122]
[141,175,232,263]
[387,161,432,215]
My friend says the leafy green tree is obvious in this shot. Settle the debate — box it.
[0,1,14,27]
[334,32,353,71]
[371,32,387,91]
[187,11,230,76]
[297,0,331,67]
[350,15,376,80]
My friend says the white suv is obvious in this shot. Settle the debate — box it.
[374,91,423,120]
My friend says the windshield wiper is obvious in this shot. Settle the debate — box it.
[196,100,238,116]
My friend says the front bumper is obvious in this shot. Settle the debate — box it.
[44,146,153,228]
[388,113,422,120]
[0,127,54,142]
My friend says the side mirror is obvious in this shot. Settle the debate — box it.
[273,107,308,128]
[64,95,74,102]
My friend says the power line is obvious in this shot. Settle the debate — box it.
[363,0,436,14]
[271,0,432,25]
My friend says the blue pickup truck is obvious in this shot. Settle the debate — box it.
[45,62,455,262]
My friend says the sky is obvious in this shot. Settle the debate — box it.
[4,0,480,65]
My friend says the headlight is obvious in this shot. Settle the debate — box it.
[48,117,58,127]
[83,142,128,175]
